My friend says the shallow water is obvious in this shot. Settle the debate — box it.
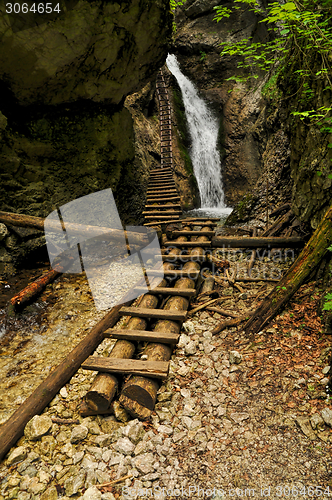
[0,272,106,425]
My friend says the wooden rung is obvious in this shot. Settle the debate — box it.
[146,195,180,200]
[144,219,182,226]
[145,204,181,209]
[81,357,169,379]
[168,230,215,237]
[147,190,177,194]
[144,215,180,220]
[134,286,196,297]
[146,196,180,203]
[151,169,172,173]
[148,183,176,187]
[146,269,200,277]
[104,328,180,344]
[119,307,187,322]
[162,254,206,263]
[163,241,212,247]
[143,211,182,215]
[182,217,220,222]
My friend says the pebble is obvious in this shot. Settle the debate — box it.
[6,447,27,466]
[229,350,242,364]
[185,340,197,355]
[24,416,52,441]
[112,437,135,455]
[321,407,332,427]
[70,425,88,443]
[82,486,102,500]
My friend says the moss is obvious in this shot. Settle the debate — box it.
[225,193,259,225]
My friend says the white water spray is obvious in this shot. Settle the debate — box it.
[166,54,231,214]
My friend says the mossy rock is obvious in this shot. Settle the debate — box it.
[225,193,259,225]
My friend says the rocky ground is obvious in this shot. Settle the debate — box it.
[1,246,332,500]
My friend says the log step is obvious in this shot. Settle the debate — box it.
[168,230,215,237]
[104,328,180,344]
[144,215,180,220]
[134,286,196,297]
[164,241,212,247]
[82,357,169,379]
[146,269,200,278]
[211,236,305,248]
[119,307,187,322]
[146,197,180,203]
[142,210,182,216]
[147,190,178,195]
[148,184,176,188]
[144,219,183,226]
[145,204,181,209]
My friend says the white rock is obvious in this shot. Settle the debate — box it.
[70,425,88,443]
[73,451,85,464]
[185,341,197,355]
[7,446,27,465]
[83,486,102,500]
[157,425,173,435]
[134,453,155,474]
[321,407,332,427]
[178,366,190,376]
[229,412,250,424]
[113,437,135,455]
[182,321,196,334]
[178,333,190,347]
[229,350,242,364]
[122,419,145,444]
[59,387,68,398]
[24,415,52,441]
[322,366,331,375]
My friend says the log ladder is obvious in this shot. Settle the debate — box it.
[143,70,182,227]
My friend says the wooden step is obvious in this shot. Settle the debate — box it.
[144,219,182,226]
[146,269,200,278]
[182,217,220,222]
[144,215,180,220]
[148,183,176,187]
[119,307,187,322]
[164,241,212,247]
[146,197,181,203]
[162,254,206,263]
[151,168,172,173]
[143,210,182,215]
[104,328,180,344]
[168,230,215,237]
[134,286,196,297]
[147,190,178,195]
[145,204,181,209]
[82,357,169,379]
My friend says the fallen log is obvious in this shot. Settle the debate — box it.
[0,211,147,245]
[206,307,238,318]
[244,204,332,335]
[0,294,136,463]
[211,236,304,248]
[9,269,60,311]
[188,297,221,316]
[212,314,252,335]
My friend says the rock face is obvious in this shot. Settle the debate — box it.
[172,1,272,206]
[0,0,172,276]
[0,1,170,106]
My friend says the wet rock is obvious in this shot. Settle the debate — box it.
[7,446,27,465]
[24,416,52,441]
[70,425,88,443]
[321,407,332,427]
[229,351,242,365]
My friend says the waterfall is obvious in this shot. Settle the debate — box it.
[166,54,231,215]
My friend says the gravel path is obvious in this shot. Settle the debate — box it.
[1,282,332,500]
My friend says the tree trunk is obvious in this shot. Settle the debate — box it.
[245,205,332,335]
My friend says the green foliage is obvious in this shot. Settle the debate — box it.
[170,0,187,32]
[200,51,207,62]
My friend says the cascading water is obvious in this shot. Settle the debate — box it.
[166,54,232,217]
